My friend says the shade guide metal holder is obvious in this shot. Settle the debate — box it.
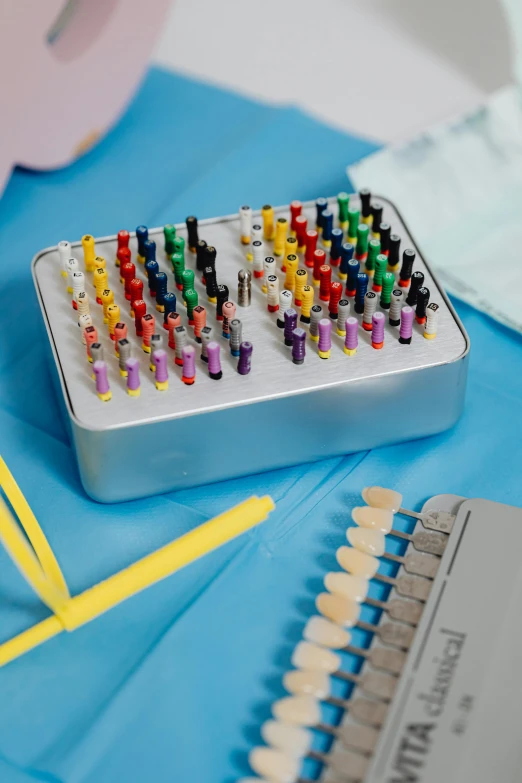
[32,197,469,502]
[243,489,522,783]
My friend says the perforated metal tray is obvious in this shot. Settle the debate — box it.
[32,196,469,502]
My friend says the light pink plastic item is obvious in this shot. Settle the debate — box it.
[0,0,171,195]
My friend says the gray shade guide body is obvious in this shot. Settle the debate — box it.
[323,494,522,783]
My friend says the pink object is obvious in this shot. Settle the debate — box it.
[93,360,110,396]
[84,324,98,359]
[318,318,332,355]
[0,0,171,195]
[167,312,181,347]
[399,305,414,344]
[114,322,127,351]
[141,313,155,348]
[221,301,236,338]
[207,341,222,380]
[126,357,140,393]
[181,345,196,385]
[345,317,358,352]
[371,311,385,348]
[153,349,168,385]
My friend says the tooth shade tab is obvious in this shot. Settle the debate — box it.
[283,669,331,699]
[358,670,397,701]
[336,546,380,578]
[249,747,300,783]
[404,551,440,579]
[303,616,351,649]
[272,695,322,726]
[261,720,312,758]
[352,505,394,533]
[362,646,407,676]
[377,621,415,649]
[383,597,423,625]
[316,592,360,627]
[351,698,389,728]
[336,723,380,754]
[347,527,386,556]
[292,641,340,673]
[362,485,403,512]
[324,572,369,602]
[317,746,370,780]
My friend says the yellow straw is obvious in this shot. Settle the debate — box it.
[0,497,70,614]
[0,617,62,667]
[0,457,69,596]
[59,495,275,631]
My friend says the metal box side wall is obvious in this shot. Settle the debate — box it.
[72,354,468,502]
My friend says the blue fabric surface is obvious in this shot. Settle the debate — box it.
[0,66,521,783]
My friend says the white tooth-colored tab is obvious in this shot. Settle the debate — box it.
[327,745,370,779]
[347,527,386,556]
[316,592,360,627]
[304,615,351,649]
[336,546,380,578]
[324,572,369,602]
[272,695,322,726]
[337,723,380,754]
[292,641,340,673]
[283,669,331,699]
[261,720,312,758]
[249,747,300,783]
[352,506,394,533]
[362,486,403,513]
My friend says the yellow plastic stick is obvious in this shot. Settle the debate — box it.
[60,495,274,629]
[0,493,274,667]
[0,617,62,667]
[0,497,69,614]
